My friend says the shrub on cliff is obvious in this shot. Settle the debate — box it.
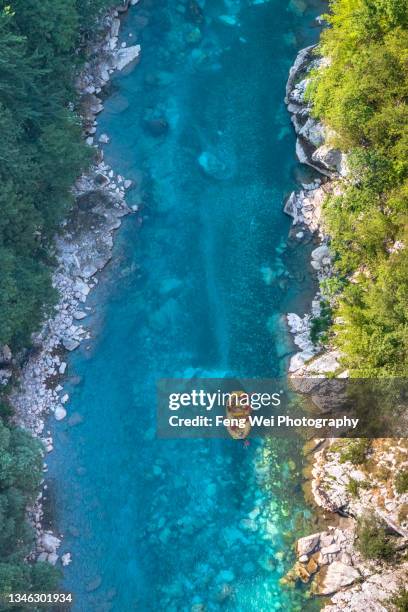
[395,470,408,495]
[389,587,408,612]
[339,438,371,465]
[356,515,396,561]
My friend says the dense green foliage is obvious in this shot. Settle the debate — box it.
[0,418,61,607]
[395,470,408,494]
[0,0,113,349]
[0,0,113,603]
[356,515,396,561]
[389,587,408,612]
[307,0,408,375]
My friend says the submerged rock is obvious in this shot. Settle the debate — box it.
[62,338,80,352]
[86,576,102,592]
[198,150,234,180]
[186,0,204,24]
[143,117,169,137]
[219,15,238,26]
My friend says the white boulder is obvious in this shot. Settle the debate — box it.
[55,406,67,421]
[115,45,141,71]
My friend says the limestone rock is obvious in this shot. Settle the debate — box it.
[296,138,309,164]
[297,533,320,557]
[311,244,330,262]
[284,192,298,219]
[285,45,316,103]
[59,362,67,374]
[62,338,80,352]
[301,351,341,375]
[115,45,141,71]
[299,117,325,148]
[315,561,360,595]
[40,533,61,554]
[47,553,59,566]
[54,406,67,421]
[73,311,87,320]
[61,552,72,566]
[312,145,348,176]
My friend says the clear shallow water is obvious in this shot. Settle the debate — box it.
[48,0,325,610]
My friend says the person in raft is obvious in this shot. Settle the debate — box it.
[226,391,252,440]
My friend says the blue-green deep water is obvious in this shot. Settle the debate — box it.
[48,1,325,610]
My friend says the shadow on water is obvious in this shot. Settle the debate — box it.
[48,0,326,610]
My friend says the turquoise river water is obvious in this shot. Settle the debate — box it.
[48,0,325,610]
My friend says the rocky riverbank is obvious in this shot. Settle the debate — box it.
[4,0,142,568]
[284,45,408,610]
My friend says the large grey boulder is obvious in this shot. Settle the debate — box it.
[316,561,360,595]
[311,244,331,263]
[312,145,348,176]
[40,533,61,554]
[115,45,141,71]
[285,45,316,102]
[299,117,326,148]
[297,533,321,557]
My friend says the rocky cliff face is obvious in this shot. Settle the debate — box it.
[284,46,408,610]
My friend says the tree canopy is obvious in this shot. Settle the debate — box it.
[307,0,408,376]
[0,0,111,602]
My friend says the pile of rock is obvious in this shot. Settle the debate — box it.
[37,532,62,566]
[284,183,327,235]
[286,312,317,372]
[11,158,130,436]
[76,3,141,136]
[284,527,361,595]
[285,525,408,609]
